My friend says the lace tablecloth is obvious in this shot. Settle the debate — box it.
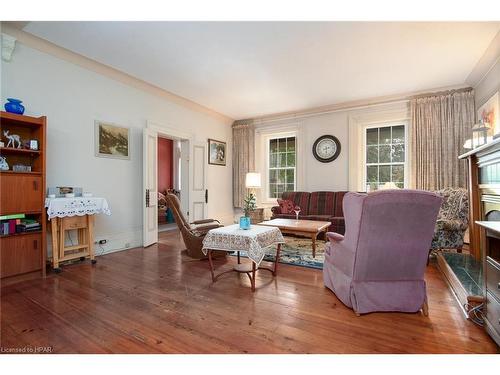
[202,224,284,266]
[45,197,111,220]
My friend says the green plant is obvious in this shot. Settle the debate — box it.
[243,193,257,217]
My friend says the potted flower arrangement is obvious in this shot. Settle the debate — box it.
[240,192,257,230]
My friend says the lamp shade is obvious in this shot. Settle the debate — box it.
[245,172,261,188]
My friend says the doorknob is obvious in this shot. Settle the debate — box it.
[205,189,208,204]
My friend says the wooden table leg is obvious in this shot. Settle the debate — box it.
[273,243,281,276]
[58,217,65,265]
[207,249,216,282]
[251,262,256,292]
[50,218,60,271]
[311,233,317,258]
[88,215,96,264]
[237,251,241,264]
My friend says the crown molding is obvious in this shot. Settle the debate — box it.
[0,22,233,124]
[466,29,500,88]
[249,83,469,125]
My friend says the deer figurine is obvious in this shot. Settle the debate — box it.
[3,130,21,148]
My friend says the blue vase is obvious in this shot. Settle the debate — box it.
[4,98,25,115]
[239,216,251,230]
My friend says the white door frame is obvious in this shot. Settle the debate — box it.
[144,121,203,244]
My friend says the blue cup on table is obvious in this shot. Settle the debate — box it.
[239,216,251,230]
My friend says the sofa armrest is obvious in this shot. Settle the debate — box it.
[436,218,467,232]
[326,232,344,243]
[271,206,281,215]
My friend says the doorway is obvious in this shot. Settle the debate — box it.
[143,123,208,247]
[157,136,181,232]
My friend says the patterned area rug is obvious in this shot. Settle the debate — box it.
[231,236,326,270]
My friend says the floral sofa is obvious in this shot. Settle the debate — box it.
[271,191,348,234]
[430,187,469,252]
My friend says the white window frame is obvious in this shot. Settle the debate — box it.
[361,121,409,190]
[267,135,297,200]
[256,125,301,205]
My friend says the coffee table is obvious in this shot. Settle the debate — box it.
[202,224,284,292]
[258,219,331,258]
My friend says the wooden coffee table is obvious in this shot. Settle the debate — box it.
[258,219,331,258]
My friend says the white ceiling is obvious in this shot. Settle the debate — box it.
[23,22,500,119]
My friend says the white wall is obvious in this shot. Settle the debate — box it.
[1,42,234,253]
[474,57,500,107]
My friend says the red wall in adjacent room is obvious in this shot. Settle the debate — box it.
[158,137,174,194]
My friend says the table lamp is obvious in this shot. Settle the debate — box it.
[240,172,261,229]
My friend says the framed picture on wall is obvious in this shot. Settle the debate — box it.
[208,138,226,166]
[95,121,130,160]
[478,91,499,135]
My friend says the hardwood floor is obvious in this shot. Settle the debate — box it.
[1,230,497,354]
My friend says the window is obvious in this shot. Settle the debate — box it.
[268,136,296,198]
[365,124,406,191]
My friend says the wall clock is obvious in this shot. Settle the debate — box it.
[312,135,341,163]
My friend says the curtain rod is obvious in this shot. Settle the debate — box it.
[412,87,473,100]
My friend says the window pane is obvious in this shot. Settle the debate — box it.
[379,127,391,144]
[395,182,404,189]
[287,137,296,152]
[277,184,284,194]
[367,166,378,182]
[379,145,391,163]
[286,170,295,184]
[269,153,277,167]
[269,169,277,183]
[278,169,286,184]
[287,152,295,167]
[392,144,405,162]
[367,128,378,145]
[269,183,277,198]
[392,126,405,144]
[270,139,278,153]
[278,138,287,152]
[392,165,404,182]
[280,153,287,167]
[367,146,378,163]
[286,183,294,192]
[379,165,390,182]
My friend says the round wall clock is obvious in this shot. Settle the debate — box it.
[312,135,341,163]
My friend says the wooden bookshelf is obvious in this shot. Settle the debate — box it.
[0,111,46,281]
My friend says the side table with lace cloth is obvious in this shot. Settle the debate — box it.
[45,197,111,272]
[202,224,284,291]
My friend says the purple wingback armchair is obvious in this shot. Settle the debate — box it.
[323,190,442,315]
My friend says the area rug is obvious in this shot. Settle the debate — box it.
[231,236,326,270]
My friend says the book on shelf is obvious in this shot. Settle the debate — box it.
[0,213,26,220]
[1,218,40,235]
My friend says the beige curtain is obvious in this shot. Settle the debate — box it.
[232,120,255,208]
[411,89,475,191]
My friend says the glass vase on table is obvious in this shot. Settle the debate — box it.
[294,206,301,221]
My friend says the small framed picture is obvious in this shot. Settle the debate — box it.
[95,121,130,160]
[208,139,226,166]
[29,140,39,151]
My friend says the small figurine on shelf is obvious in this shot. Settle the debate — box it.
[0,156,9,171]
[3,130,22,148]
